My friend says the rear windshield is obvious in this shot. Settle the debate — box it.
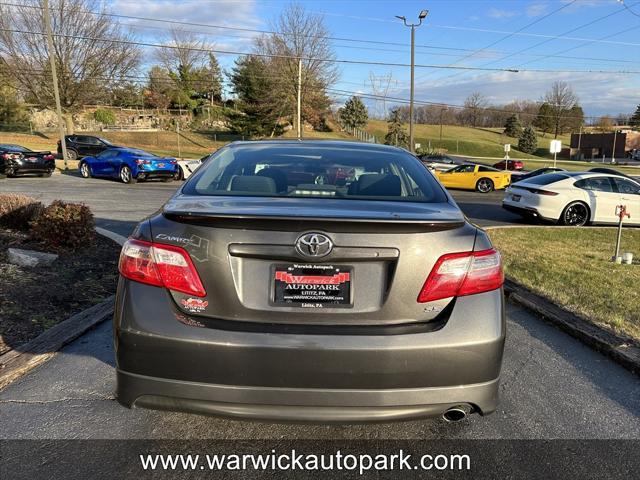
[524,173,570,185]
[183,144,448,203]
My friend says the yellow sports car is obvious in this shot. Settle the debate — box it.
[434,164,511,193]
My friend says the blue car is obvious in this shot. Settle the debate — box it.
[78,147,178,184]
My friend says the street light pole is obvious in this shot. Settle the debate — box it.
[396,10,428,154]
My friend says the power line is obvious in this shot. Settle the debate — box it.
[0,27,522,72]
[9,66,600,121]
[618,0,640,18]
[416,1,640,87]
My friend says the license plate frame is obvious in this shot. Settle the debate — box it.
[271,263,353,309]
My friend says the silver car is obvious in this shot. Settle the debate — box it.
[114,140,505,423]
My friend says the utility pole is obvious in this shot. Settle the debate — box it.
[43,0,68,169]
[612,129,617,164]
[396,10,428,153]
[576,124,583,160]
[297,58,302,140]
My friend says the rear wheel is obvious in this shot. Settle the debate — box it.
[476,178,494,193]
[561,201,589,226]
[79,162,91,178]
[40,170,53,178]
[120,165,137,184]
[66,149,78,161]
[173,166,184,181]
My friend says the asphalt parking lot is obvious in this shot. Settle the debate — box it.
[0,172,525,238]
[1,173,639,440]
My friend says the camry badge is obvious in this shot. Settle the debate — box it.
[295,233,333,258]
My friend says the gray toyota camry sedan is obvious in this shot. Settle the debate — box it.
[114,140,505,423]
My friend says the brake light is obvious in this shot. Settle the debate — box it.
[135,158,151,165]
[523,187,558,196]
[118,239,206,297]
[417,248,503,303]
[170,159,177,164]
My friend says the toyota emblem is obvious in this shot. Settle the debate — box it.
[295,233,333,258]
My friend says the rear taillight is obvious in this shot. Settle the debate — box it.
[118,239,206,297]
[417,248,503,303]
[135,158,151,165]
[1,153,8,160]
[522,187,558,196]
[170,159,177,164]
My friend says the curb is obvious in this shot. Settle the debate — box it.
[0,296,114,390]
[505,279,640,375]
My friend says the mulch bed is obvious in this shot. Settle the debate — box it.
[0,229,120,354]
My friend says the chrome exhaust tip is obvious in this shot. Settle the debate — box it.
[442,406,469,423]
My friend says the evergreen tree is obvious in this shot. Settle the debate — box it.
[503,114,522,137]
[518,126,538,154]
[338,96,369,128]
[630,104,640,128]
[339,96,368,129]
[384,108,409,149]
[228,56,280,137]
[533,103,554,136]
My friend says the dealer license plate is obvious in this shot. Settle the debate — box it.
[272,264,352,308]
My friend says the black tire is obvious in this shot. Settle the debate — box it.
[475,177,494,193]
[79,161,91,178]
[6,168,16,178]
[41,170,53,178]
[162,176,174,183]
[561,201,590,227]
[173,166,184,181]
[119,165,137,184]
[66,149,78,161]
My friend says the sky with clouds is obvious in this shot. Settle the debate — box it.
[107,0,640,118]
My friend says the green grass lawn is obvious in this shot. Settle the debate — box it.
[364,120,572,159]
[489,227,640,341]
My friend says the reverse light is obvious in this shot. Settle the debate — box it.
[417,248,504,303]
[118,239,206,297]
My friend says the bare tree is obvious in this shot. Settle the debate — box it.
[542,81,579,138]
[253,2,338,129]
[462,92,487,128]
[0,0,141,131]
[154,28,223,109]
[156,28,208,77]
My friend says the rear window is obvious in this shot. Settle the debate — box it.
[183,144,448,203]
[524,173,570,185]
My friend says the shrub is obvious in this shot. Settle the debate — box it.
[31,200,95,250]
[93,108,116,126]
[0,194,43,231]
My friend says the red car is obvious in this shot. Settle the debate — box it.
[493,159,524,171]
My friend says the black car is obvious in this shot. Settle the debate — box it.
[0,144,56,178]
[57,135,118,160]
[511,167,566,183]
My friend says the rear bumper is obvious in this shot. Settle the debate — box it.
[502,201,557,222]
[115,281,505,421]
[137,169,175,178]
[117,371,499,422]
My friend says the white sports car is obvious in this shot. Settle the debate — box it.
[502,171,640,226]
[174,159,202,180]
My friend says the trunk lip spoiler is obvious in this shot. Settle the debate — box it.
[162,210,466,227]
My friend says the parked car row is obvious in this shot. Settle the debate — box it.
[1,134,202,183]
